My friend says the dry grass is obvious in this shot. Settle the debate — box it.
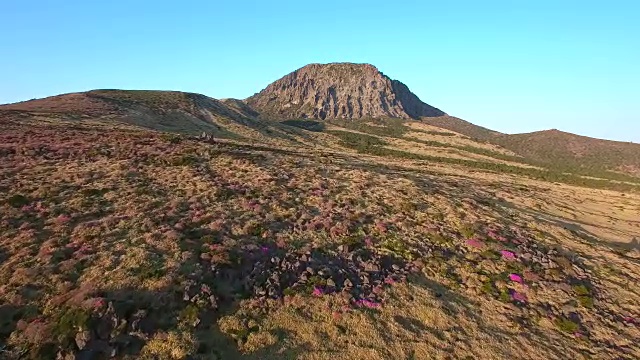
[0,114,639,359]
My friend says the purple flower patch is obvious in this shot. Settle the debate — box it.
[511,291,527,303]
[364,236,373,247]
[355,299,381,309]
[56,214,71,225]
[509,273,523,283]
[500,250,516,260]
[466,239,484,248]
[312,287,324,297]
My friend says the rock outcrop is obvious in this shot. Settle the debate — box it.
[245,63,445,120]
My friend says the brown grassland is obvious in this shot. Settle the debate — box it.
[0,108,639,359]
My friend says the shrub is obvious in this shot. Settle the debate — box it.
[554,317,580,333]
[171,154,199,166]
[424,130,456,136]
[578,295,594,308]
[459,224,476,239]
[380,238,414,260]
[160,133,183,144]
[326,130,387,151]
[572,284,590,296]
[7,194,30,208]
[178,304,200,328]
[51,307,90,344]
[142,331,197,359]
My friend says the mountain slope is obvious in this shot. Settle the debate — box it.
[246,63,445,120]
[419,116,640,179]
[493,129,640,178]
[420,115,501,141]
[0,90,274,138]
[2,66,638,180]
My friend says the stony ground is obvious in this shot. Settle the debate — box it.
[0,118,639,359]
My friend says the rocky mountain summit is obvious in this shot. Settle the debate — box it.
[246,63,445,120]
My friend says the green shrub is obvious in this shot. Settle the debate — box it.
[7,194,30,208]
[459,224,476,238]
[51,307,90,343]
[554,317,580,333]
[171,154,199,166]
[160,133,183,144]
[424,130,456,136]
[578,295,594,308]
[380,238,414,260]
[572,284,590,296]
[178,304,200,328]
[326,130,387,151]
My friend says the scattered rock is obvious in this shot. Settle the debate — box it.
[75,330,92,350]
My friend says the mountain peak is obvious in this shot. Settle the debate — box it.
[246,63,445,120]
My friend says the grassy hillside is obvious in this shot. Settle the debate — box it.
[0,90,307,143]
[0,115,639,359]
[282,118,640,192]
[1,91,640,359]
[419,116,640,181]
[493,130,640,180]
[420,116,500,141]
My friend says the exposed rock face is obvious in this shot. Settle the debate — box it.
[246,63,445,120]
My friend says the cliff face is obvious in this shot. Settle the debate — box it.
[245,63,445,120]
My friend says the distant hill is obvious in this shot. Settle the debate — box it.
[246,63,445,120]
[420,115,501,141]
[493,129,640,178]
[0,90,269,137]
[2,63,638,180]
[420,116,640,179]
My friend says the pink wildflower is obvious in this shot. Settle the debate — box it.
[56,214,71,225]
[511,291,527,303]
[364,236,373,247]
[92,298,106,309]
[375,221,388,233]
[384,277,396,285]
[509,274,523,283]
[466,239,484,248]
[500,250,516,260]
[356,299,381,309]
[261,246,269,253]
[312,287,324,297]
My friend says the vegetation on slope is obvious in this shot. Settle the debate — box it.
[493,130,640,180]
[420,116,640,181]
[327,129,640,193]
[1,119,639,359]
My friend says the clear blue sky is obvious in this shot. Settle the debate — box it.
[2,1,639,142]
